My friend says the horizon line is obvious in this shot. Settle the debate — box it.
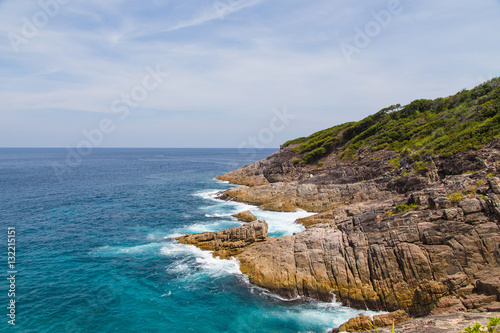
[0,147,280,149]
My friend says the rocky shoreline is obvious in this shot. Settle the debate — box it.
[177,141,500,332]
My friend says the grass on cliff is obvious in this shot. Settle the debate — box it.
[285,77,500,163]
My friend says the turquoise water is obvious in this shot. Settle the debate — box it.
[1,149,380,333]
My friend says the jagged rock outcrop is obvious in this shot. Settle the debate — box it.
[175,220,268,259]
[231,210,257,222]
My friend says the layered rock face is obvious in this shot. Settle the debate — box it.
[237,190,500,316]
[216,145,397,187]
[175,220,268,259]
[217,141,500,213]
[219,180,394,212]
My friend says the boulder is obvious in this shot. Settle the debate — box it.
[231,210,257,223]
[372,310,410,328]
[335,310,410,332]
[337,315,373,332]
[477,276,500,300]
[460,199,483,215]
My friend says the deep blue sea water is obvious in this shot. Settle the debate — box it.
[1,148,380,333]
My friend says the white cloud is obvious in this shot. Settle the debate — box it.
[160,0,264,33]
[0,0,500,147]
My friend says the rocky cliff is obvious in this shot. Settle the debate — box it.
[212,140,500,317]
[179,80,500,331]
[237,184,500,316]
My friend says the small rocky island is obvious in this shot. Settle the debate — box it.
[178,78,500,332]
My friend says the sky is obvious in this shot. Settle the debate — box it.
[0,0,500,148]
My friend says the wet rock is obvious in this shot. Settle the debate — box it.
[175,220,268,259]
[231,210,257,223]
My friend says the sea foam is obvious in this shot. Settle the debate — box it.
[195,187,314,237]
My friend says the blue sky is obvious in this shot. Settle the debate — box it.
[1,0,499,147]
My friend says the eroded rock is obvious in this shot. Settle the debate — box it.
[175,220,268,259]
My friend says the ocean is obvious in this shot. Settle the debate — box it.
[1,148,380,333]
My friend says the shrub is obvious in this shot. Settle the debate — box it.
[414,161,431,175]
[281,77,500,159]
[316,162,324,168]
[293,158,301,165]
[409,152,421,161]
[449,192,463,204]
[341,147,358,160]
[393,203,419,214]
[476,180,485,186]
[302,147,326,164]
[460,316,500,333]
[389,157,401,168]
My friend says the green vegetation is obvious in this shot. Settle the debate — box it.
[283,78,500,163]
[413,161,431,175]
[293,158,301,165]
[316,162,324,169]
[487,173,496,179]
[449,192,464,204]
[389,157,401,169]
[393,203,419,214]
[301,147,326,163]
[476,180,485,186]
[409,152,421,161]
[460,316,500,333]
